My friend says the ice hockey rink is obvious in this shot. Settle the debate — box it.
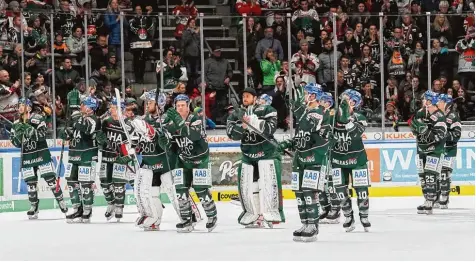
[0,196,474,261]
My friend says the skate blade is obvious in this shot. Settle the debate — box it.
[417,210,426,214]
[66,217,83,223]
[345,224,356,232]
[319,219,329,224]
[177,227,193,233]
[105,215,114,221]
[28,215,39,220]
[82,219,91,223]
[425,210,433,215]
[293,236,303,242]
[363,226,370,232]
[207,223,217,232]
[440,205,448,209]
[116,218,122,222]
[301,236,317,242]
[245,224,264,229]
[433,203,440,209]
[144,226,160,231]
[327,219,340,224]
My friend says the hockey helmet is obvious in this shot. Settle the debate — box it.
[111,96,125,110]
[174,94,190,105]
[320,92,334,107]
[424,90,439,105]
[259,94,273,105]
[81,96,99,111]
[18,97,32,108]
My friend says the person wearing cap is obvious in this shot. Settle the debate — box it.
[106,52,121,87]
[89,62,108,90]
[385,100,401,131]
[203,45,233,124]
[194,107,216,129]
[226,87,285,228]
[59,96,101,223]
[10,98,68,219]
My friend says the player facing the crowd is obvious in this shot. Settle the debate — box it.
[331,89,371,232]
[279,83,333,242]
[161,94,217,232]
[61,96,101,223]
[226,88,284,228]
[411,91,447,214]
[436,94,461,209]
[10,98,68,219]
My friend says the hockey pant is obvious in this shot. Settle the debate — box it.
[22,161,66,209]
[417,154,443,203]
[64,162,96,211]
[291,161,325,225]
[331,165,370,219]
[175,157,217,222]
[237,158,284,225]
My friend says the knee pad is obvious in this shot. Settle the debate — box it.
[100,183,114,194]
[44,177,57,190]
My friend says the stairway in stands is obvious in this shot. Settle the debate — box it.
[127,0,243,96]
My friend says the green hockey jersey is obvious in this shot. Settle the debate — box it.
[164,113,209,164]
[415,109,447,156]
[226,104,278,161]
[139,114,175,172]
[444,110,462,157]
[11,113,52,168]
[68,114,100,164]
[100,117,131,163]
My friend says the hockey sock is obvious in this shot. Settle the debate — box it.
[195,188,217,217]
[318,186,331,210]
[100,182,115,204]
[67,182,81,208]
[335,185,352,216]
[303,190,319,224]
[355,188,369,218]
[113,183,126,207]
[81,183,94,209]
[440,170,451,201]
[422,173,438,202]
[176,188,192,221]
[45,177,64,203]
[27,182,39,206]
[327,176,341,211]
[295,191,307,223]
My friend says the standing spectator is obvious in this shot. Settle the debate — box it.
[129,4,155,84]
[407,41,425,76]
[25,45,51,83]
[25,15,48,53]
[455,25,475,90]
[89,63,108,91]
[387,48,406,83]
[66,25,87,74]
[338,28,361,60]
[364,24,381,61]
[385,100,401,131]
[172,0,198,39]
[55,57,80,101]
[361,81,379,116]
[430,38,452,81]
[292,0,320,41]
[255,27,284,62]
[339,55,360,89]
[317,38,342,89]
[235,0,263,16]
[3,44,22,82]
[77,1,107,44]
[353,23,365,44]
[23,72,34,97]
[336,70,350,96]
[181,18,201,87]
[204,46,233,124]
[246,66,261,90]
[89,34,108,73]
[53,0,76,39]
[350,2,371,29]
[385,75,399,103]
[156,49,183,91]
[400,13,424,48]
[260,48,282,95]
[238,17,262,77]
[273,75,289,130]
[104,0,122,58]
[0,70,20,123]
[291,39,319,85]
[353,44,380,87]
[7,15,23,44]
[106,53,121,88]
[454,87,473,120]
[272,14,291,60]
[431,14,453,47]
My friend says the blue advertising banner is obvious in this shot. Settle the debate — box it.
[380,144,475,183]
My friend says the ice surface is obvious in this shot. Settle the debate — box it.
[0,197,474,261]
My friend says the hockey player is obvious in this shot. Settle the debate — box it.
[258,94,273,106]
[10,98,68,219]
[61,96,101,223]
[278,83,332,242]
[411,91,447,214]
[437,94,461,209]
[226,88,284,228]
[331,89,371,232]
[161,94,217,232]
[316,92,342,224]
[96,97,130,222]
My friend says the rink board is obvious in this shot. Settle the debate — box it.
[0,138,474,213]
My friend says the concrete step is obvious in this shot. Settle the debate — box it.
[154,36,237,49]
[157,5,217,15]
[160,26,230,38]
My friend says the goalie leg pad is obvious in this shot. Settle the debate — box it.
[237,162,260,225]
[141,186,163,228]
[160,170,182,221]
[258,159,281,222]
[134,168,154,218]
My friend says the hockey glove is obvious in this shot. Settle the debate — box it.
[58,127,73,140]
[95,130,107,146]
[157,134,170,150]
[67,89,81,110]
[337,100,350,123]
[71,110,82,122]
[278,139,293,153]
[247,114,264,132]
[166,108,185,127]
[411,119,428,134]
[116,155,132,165]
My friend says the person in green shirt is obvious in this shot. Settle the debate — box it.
[260,49,281,95]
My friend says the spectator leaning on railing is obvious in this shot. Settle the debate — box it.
[0,69,20,123]
[89,34,108,73]
[66,25,87,73]
[291,39,319,86]
[255,26,284,63]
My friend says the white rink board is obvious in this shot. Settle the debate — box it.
[0,197,474,261]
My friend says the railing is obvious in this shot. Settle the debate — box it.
[1,9,474,140]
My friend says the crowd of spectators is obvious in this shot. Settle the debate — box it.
[0,0,474,139]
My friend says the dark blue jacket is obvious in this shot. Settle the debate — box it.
[105,12,121,45]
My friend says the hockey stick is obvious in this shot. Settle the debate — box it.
[227,83,294,157]
[55,101,70,193]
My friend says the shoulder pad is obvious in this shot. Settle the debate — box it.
[255,106,266,112]
[30,113,43,124]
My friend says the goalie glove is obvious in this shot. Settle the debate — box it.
[247,114,264,132]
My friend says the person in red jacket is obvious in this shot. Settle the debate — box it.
[235,0,265,16]
[172,0,198,39]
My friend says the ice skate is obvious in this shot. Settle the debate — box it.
[27,203,39,220]
[318,206,330,224]
[206,216,218,232]
[143,224,160,231]
[176,219,193,233]
[301,223,318,242]
[439,195,449,209]
[245,216,265,228]
[135,216,146,227]
[82,208,92,223]
[66,206,83,223]
[417,201,427,214]
[423,200,434,215]
[343,212,355,232]
[114,206,123,222]
[104,204,115,221]
[293,223,307,242]
[326,209,341,224]
[360,216,371,232]
[433,202,441,209]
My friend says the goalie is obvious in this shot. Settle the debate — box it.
[226,88,285,228]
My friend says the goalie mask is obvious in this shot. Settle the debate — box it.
[258,94,273,105]
[18,97,32,113]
